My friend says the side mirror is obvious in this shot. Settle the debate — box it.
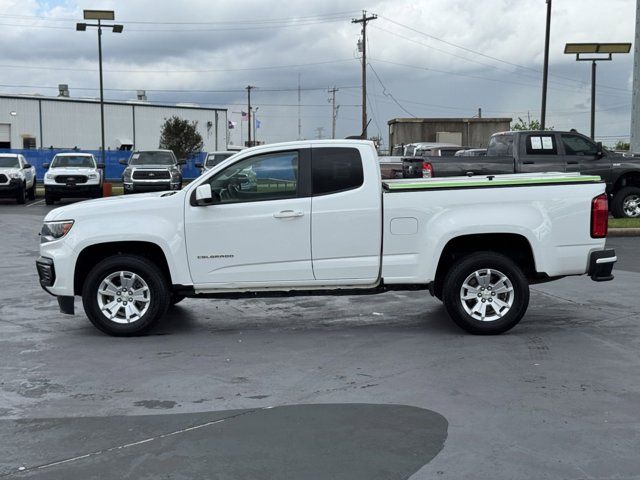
[119,159,128,166]
[596,141,604,158]
[43,163,50,169]
[97,163,105,169]
[195,162,203,169]
[23,163,32,169]
[195,184,215,206]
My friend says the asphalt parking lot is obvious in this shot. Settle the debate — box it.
[1,198,639,479]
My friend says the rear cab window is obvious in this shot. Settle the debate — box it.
[487,134,514,156]
[311,148,364,195]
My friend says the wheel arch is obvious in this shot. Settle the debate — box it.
[612,171,640,193]
[433,233,537,297]
[74,241,172,295]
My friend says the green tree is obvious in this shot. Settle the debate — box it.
[159,116,204,159]
[511,117,553,131]
[614,140,630,151]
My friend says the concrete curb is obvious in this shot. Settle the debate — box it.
[609,228,640,237]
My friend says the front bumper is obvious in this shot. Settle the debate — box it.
[588,249,616,282]
[0,179,21,196]
[44,184,101,197]
[124,181,181,193]
[36,256,75,314]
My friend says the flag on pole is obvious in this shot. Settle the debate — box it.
[256,119,261,129]
[241,111,248,120]
[228,120,236,129]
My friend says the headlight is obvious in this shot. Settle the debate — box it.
[46,173,55,180]
[88,173,98,179]
[8,172,21,179]
[41,220,74,243]
[171,169,181,178]
[123,169,132,181]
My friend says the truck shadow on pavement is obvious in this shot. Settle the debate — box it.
[2,403,448,479]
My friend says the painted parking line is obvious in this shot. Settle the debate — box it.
[26,199,45,207]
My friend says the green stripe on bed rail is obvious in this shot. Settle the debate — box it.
[383,175,602,190]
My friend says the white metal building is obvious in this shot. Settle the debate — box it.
[0,93,228,151]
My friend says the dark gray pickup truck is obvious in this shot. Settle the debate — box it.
[403,130,640,218]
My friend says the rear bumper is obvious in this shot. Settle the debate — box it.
[588,249,616,282]
[45,184,101,197]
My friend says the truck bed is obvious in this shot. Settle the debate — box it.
[382,172,602,192]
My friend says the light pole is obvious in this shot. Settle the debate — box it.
[564,42,631,139]
[77,10,123,164]
[540,0,552,130]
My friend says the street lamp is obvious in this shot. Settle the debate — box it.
[76,10,123,164]
[564,42,631,139]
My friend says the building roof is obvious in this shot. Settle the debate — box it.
[0,93,226,112]
[388,117,512,125]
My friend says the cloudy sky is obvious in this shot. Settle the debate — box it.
[0,0,636,147]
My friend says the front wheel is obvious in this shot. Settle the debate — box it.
[442,252,529,335]
[82,254,170,336]
[16,183,26,204]
[611,187,640,218]
[28,180,36,200]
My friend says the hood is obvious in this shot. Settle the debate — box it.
[0,167,21,174]
[48,167,98,175]
[128,164,178,170]
[44,190,183,222]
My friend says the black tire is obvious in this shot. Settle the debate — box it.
[16,183,26,204]
[170,294,185,306]
[82,254,171,336]
[28,180,36,200]
[611,186,640,218]
[44,194,55,205]
[442,252,529,335]
[93,187,104,199]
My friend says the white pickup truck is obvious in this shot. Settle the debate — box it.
[36,140,616,336]
[0,153,36,204]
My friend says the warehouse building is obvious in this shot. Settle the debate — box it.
[388,117,512,150]
[0,89,228,152]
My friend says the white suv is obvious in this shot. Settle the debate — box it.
[0,153,36,204]
[44,153,104,205]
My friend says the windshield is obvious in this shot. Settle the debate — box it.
[129,151,176,165]
[205,153,233,167]
[51,155,95,168]
[0,157,19,168]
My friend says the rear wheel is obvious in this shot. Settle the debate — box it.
[82,254,170,336]
[611,187,640,218]
[442,252,529,335]
[44,193,55,205]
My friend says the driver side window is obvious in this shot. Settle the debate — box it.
[207,151,298,204]
[561,134,598,156]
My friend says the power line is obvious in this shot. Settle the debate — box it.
[367,63,415,117]
[378,15,631,94]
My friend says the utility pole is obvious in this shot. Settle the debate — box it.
[541,0,552,130]
[246,85,254,146]
[352,10,377,139]
[297,73,302,140]
[328,86,339,139]
[631,0,640,153]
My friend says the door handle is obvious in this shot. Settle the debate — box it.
[273,210,304,219]
[523,161,535,165]
[567,161,579,165]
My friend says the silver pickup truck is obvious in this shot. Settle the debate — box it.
[121,150,185,194]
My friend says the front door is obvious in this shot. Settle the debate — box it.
[560,133,611,179]
[185,149,314,287]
